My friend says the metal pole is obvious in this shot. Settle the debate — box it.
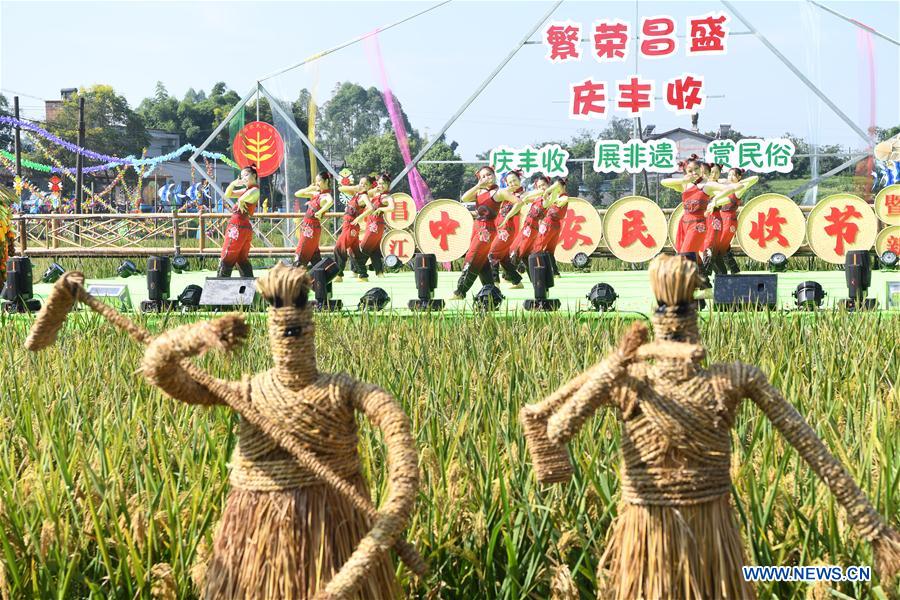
[806,0,900,47]
[391,1,563,189]
[13,97,21,178]
[76,97,85,214]
[722,0,872,145]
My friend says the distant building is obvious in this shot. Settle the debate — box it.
[646,127,714,163]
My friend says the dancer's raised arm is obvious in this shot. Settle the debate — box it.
[742,364,900,580]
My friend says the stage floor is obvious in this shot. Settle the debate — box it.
[27,267,900,315]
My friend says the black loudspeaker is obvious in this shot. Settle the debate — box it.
[1,257,41,313]
[199,277,259,310]
[310,257,342,311]
[713,274,778,310]
[841,250,876,310]
[524,252,560,311]
[146,256,171,302]
[409,253,443,311]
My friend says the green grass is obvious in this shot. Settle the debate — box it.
[0,310,897,599]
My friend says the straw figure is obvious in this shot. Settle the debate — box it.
[520,254,899,599]
[25,263,424,599]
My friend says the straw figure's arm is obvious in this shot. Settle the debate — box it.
[546,322,648,444]
[141,316,249,406]
[742,364,900,581]
[520,322,648,484]
[320,379,419,599]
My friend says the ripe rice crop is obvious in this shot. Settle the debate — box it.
[0,310,897,598]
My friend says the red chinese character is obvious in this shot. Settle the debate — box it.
[823,205,862,256]
[545,22,581,61]
[428,211,460,252]
[616,77,653,115]
[885,194,900,216]
[388,239,409,258]
[640,16,676,57]
[593,20,628,61]
[619,209,656,248]
[559,212,593,250]
[887,235,900,255]
[666,75,705,113]
[571,79,607,118]
[749,207,789,248]
[688,13,728,54]
[391,199,409,222]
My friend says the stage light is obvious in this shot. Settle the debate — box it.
[310,257,342,311]
[177,284,203,308]
[587,283,618,311]
[880,250,898,269]
[524,252,560,311]
[384,254,402,272]
[358,287,390,311]
[840,250,876,311]
[572,252,590,270]
[767,253,787,272]
[1,256,41,313]
[473,284,504,311]
[172,255,189,273]
[792,281,825,310]
[41,262,65,283]
[117,260,139,278]
[141,256,176,312]
[409,253,444,311]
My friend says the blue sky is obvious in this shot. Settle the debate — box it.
[2,1,898,159]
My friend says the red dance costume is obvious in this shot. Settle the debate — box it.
[335,192,365,274]
[358,193,387,277]
[704,193,740,253]
[220,184,258,266]
[489,186,524,285]
[510,196,547,262]
[455,186,502,295]
[533,196,568,255]
[295,192,330,266]
[675,180,710,255]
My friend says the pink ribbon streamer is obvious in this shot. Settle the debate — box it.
[365,32,432,209]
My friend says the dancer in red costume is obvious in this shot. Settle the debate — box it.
[452,166,504,299]
[489,170,527,288]
[704,168,759,274]
[355,173,394,281]
[533,176,570,277]
[661,155,730,285]
[507,174,559,270]
[218,165,260,278]
[293,171,334,269]
[335,173,377,281]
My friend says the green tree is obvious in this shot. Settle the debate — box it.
[46,84,148,163]
[136,82,179,132]
[417,139,464,199]
[0,94,13,152]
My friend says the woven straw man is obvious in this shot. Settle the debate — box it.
[521,254,899,599]
[26,263,422,599]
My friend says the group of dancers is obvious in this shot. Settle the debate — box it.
[215,156,758,289]
[661,154,759,284]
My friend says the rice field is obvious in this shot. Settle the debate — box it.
[0,308,897,599]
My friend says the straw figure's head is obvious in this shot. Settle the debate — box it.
[647,254,702,347]
[255,263,318,387]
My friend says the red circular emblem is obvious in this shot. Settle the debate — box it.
[232,121,285,177]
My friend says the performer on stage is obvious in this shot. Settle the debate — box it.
[705,168,759,274]
[508,174,558,272]
[335,173,376,282]
[218,165,260,278]
[293,172,334,269]
[533,176,570,277]
[354,173,394,281]
[660,155,729,285]
[452,166,503,299]
[0,187,15,290]
[490,170,526,288]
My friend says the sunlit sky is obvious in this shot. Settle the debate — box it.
[2,0,898,158]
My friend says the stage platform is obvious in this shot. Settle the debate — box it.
[25,267,900,315]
